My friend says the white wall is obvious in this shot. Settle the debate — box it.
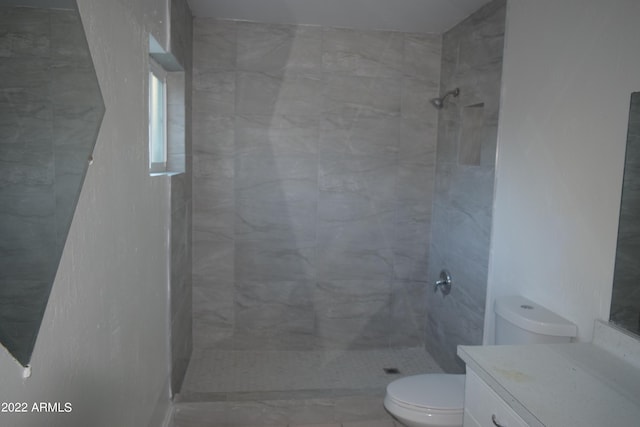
[485,0,640,343]
[0,0,175,426]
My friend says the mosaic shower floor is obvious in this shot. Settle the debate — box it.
[181,348,441,398]
[172,348,442,427]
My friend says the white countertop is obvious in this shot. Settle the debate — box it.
[458,342,640,427]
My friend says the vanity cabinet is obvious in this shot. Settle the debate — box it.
[458,323,640,427]
[464,369,528,427]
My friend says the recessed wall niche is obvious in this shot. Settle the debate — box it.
[458,103,485,166]
[148,35,186,175]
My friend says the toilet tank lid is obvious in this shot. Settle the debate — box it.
[495,296,577,337]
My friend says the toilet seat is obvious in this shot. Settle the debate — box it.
[384,374,465,427]
[387,374,465,410]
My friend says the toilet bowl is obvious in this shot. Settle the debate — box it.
[384,374,464,427]
[384,295,577,427]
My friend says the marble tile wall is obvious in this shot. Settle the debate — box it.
[171,172,193,393]
[611,92,640,335]
[425,0,506,372]
[192,20,441,352]
[169,0,193,395]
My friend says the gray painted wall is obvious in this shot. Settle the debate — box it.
[426,0,505,372]
[192,20,441,352]
[0,0,193,425]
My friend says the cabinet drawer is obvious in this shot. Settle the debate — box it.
[464,369,528,427]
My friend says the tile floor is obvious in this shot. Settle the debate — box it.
[170,348,441,426]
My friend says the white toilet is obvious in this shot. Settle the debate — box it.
[384,295,577,427]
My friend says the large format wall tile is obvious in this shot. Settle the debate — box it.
[235,114,319,155]
[319,152,397,218]
[235,195,316,243]
[235,148,317,190]
[193,281,234,349]
[192,113,235,159]
[403,33,442,80]
[320,114,400,158]
[192,226,233,285]
[236,177,317,222]
[233,280,318,350]
[425,283,485,371]
[316,246,395,282]
[193,19,237,71]
[399,118,437,165]
[234,136,317,249]
[193,70,235,115]
[426,0,505,371]
[392,234,430,282]
[236,240,316,282]
[236,71,323,116]
[323,75,401,118]
[389,280,428,347]
[192,158,234,211]
[322,27,403,78]
[396,162,437,206]
[237,22,322,73]
[314,280,392,348]
[402,78,439,120]
[192,19,442,352]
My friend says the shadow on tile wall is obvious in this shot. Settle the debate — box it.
[191,17,442,353]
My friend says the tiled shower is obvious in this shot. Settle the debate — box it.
[179,0,505,424]
[191,20,440,354]
[426,0,506,372]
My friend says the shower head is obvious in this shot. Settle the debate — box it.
[430,88,460,110]
[429,98,445,109]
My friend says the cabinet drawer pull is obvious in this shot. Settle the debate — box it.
[492,414,506,427]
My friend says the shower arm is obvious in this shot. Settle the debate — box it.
[441,88,460,101]
[430,87,460,110]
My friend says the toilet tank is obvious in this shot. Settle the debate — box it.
[494,296,577,345]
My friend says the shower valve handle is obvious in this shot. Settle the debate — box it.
[434,270,452,295]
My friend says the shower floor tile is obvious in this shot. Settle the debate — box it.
[180,347,442,397]
[173,348,441,426]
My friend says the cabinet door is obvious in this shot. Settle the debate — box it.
[464,369,529,427]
